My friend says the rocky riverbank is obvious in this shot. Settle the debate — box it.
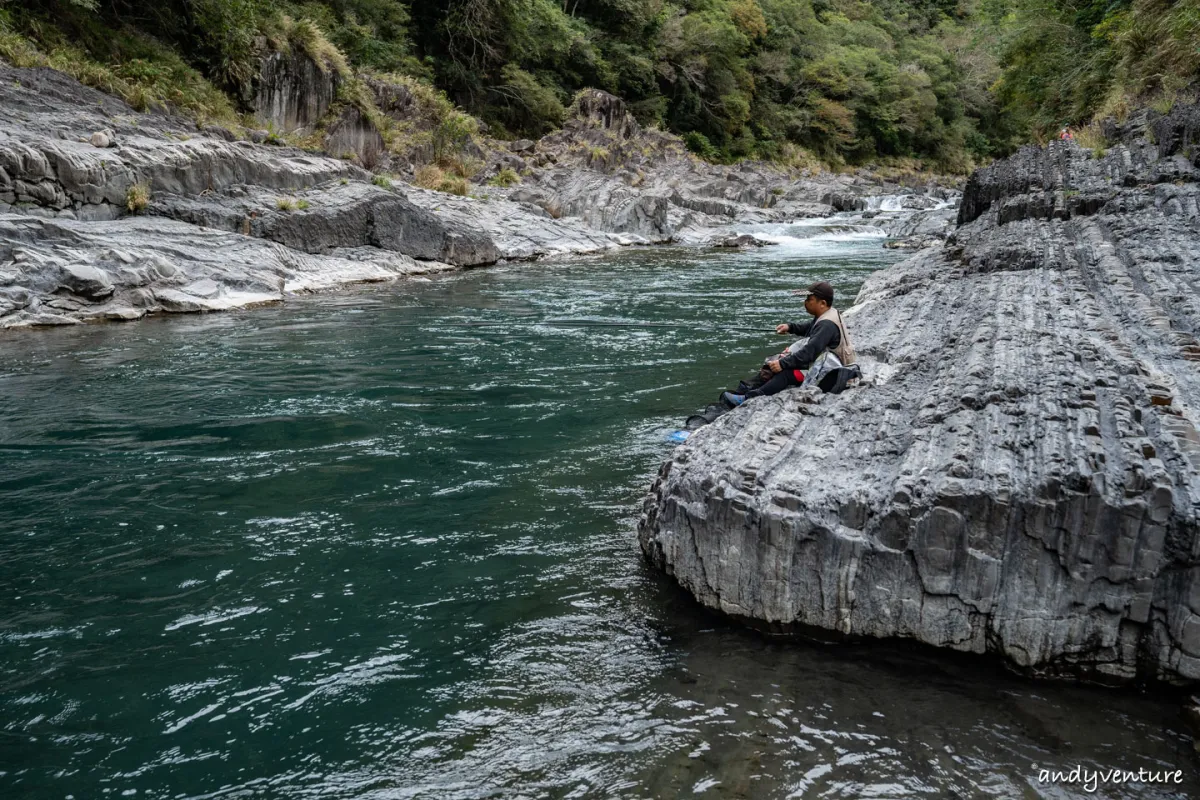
[0,62,955,329]
[639,101,1200,685]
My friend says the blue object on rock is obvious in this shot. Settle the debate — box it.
[721,391,746,407]
[667,430,690,443]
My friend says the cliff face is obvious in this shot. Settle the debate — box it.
[640,103,1200,684]
[254,50,338,134]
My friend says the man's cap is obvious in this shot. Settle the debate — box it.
[792,281,834,304]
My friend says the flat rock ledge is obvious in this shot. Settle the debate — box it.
[640,105,1200,685]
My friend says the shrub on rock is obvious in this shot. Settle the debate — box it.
[125,182,150,213]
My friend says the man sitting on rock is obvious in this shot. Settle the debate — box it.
[722,281,858,406]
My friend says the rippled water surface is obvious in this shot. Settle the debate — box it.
[2,224,1196,798]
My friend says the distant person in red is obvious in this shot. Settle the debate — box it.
[1060,126,1074,141]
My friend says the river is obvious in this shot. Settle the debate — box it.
[1,216,1196,798]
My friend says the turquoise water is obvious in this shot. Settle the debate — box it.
[1,225,1196,798]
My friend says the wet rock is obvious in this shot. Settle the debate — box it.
[821,191,866,212]
[10,311,80,327]
[900,194,938,210]
[712,233,773,248]
[104,306,146,321]
[882,235,940,250]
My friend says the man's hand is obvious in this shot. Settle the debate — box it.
[767,360,783,373]
[775,323,789,334]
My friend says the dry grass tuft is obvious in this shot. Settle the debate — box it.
[265,15,350,78]
[125,182,151,213]
[414,164,445,190]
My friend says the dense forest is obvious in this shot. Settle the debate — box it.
[1,0,1197,172]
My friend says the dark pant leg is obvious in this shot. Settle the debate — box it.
[746,369,801,398]
[738,366,772,393]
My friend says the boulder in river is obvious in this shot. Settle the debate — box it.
[640,104,1200,685]
[711,233,775,248]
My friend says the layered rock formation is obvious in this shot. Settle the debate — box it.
[640,104,1200,684]
[0,215,441,323]
[0,66,649,327]
[0,62,957,329]
[475,90,958,244]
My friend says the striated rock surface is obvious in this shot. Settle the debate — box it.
[0,214,447,326]
[253,50,338,134]
[640,104,1200,685]
[149,182,501,267]
[0,66,663,328]
[323,105,385,169]
[474,89,959,244]
[0,66,955,329]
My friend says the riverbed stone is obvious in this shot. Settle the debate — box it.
[0,214,455,328]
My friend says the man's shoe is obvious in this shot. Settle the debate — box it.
[721,391,747,407]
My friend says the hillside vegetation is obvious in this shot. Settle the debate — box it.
[0,0,1196,173]
[986,0,1200,138]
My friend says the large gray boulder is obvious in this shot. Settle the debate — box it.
[371,191,498,265]
[640,111,1200,685]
